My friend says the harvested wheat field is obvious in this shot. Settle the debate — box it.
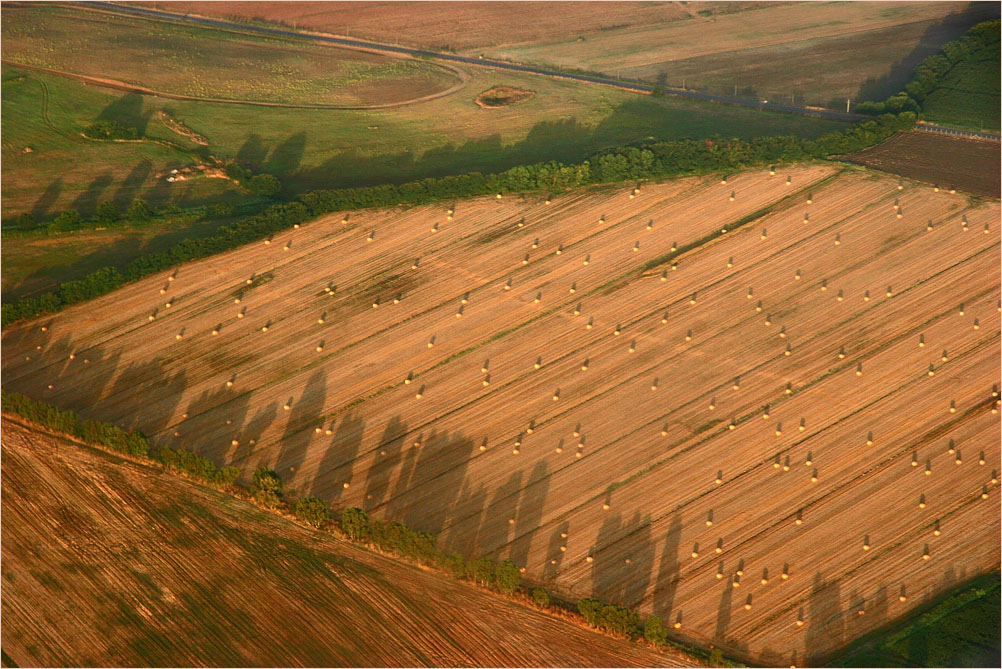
[845,131,1001,199]
[3,163,1000,665]
[0,417,685,668]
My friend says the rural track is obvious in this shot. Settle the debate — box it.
[76,1,1002,140]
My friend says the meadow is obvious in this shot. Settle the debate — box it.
[475,1,999,109]
[4,163,998,666]
[1,3,460,106]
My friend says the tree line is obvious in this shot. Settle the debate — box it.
[856,20,999,116]
[2,389,734,664]
[1,111,916,326]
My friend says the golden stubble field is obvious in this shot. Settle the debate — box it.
[3,163,999,665]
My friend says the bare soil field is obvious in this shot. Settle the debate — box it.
[844,131,1001,199]
[3,164,999,665]
[0,418,685,668]
[140,1,773,51]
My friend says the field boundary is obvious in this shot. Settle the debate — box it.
[0,59,468,110]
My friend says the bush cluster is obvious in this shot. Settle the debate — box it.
[577,597,641,636]
[2,112,915,328]
[856,20,999,116]
[83,120,140,140]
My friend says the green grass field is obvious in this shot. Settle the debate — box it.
[920,43,1001,131]
[831,572,1001,667]
[1,4,459,106]
[1,4,850,303]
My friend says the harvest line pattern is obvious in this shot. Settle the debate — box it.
[3,164,999,665]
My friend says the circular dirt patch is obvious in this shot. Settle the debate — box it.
[475,86,535,108]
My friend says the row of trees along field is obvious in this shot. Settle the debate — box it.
[856,20,999,117]
[0,112,917,326]
[2,389,727,664]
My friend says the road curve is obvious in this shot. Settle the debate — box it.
[74,1,1002,140]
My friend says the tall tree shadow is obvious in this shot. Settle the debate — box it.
[112,159,154,211]
[265,131,307,177]
[509,461,549,568]
[97,92,153,135]
[274,369,327,493]
[806,571,845,664]
[236,133,268,168]
[652,512,683,619]
[362,416,408,512]
[31,178,62,221]
[477,469,524,559]
[542,520,570,583]
[311,409,366,503]
[69,172,114,218]
[592,511,654,609]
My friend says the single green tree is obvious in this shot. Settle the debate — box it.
[644,614,668,646]
[126,198,154,221]
[341,507,370,541]
[251,467,283,507]
[95,200,119,223]
[532,587,551,608]
[494,559,521,594]
[294,497,330,528]
[708,648,725,667]
[248,173,281,197]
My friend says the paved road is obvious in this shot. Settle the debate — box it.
[83,1,1001,141]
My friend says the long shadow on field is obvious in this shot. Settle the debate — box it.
[440,476,488,556]
[227,402,279,470]
[30,178,63,221]
[274,368,327,494]
[714,579,733,644]
[69,172,114,219]
[382,427,476,539]
[264,131,307,180]
[97,92,153,136]
[541,520,571,583]
[310,409,366,503]
[652,512,683,620]
[591,510,654,609]
[509,461,549,568]
[112,159,154,212]
[100,356,189,436]
[853,2,1002,104]
[176,381,252,464]
[362,416,408,512]
[806,571,846,663]
[477,469,524,559]
[236,133,268,169]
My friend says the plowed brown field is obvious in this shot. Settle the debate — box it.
[3,164,999,665]
[0,418,686,667]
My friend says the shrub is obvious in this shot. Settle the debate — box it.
[126,199,154,222]
[644,614,668,646]
[340,507,371,542]
[465,556,495,585]
[83,120,139,140]
[294,497,330,528]
[248,173,281,197]
[438,552,466,579]
[599,603,640,636]
[16,212,35,230]
[532,587,551,608]
[578,598,604,626]
[95,201,119,224]
[494,559,521,594]
[48,210,82,232]
[708,648,726,667]
[251,467,283,507]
